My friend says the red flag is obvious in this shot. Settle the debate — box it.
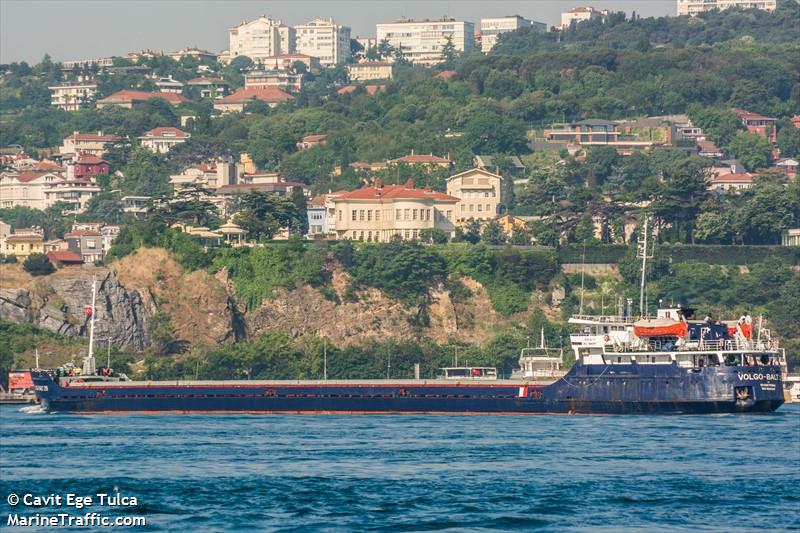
[84,306,93,316]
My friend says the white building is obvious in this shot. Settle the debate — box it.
[560,7,605,29]
[294,17,351,66]
[138,127,190,154]
[376,18,475,65]
[49,82,98,111]
[228,16,295,64]
[677,0,776,15]
[480,16,545,53]
[244,70,304,92]
[347,61,393,81]
[0,170,99,213]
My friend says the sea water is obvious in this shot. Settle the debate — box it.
[1,404,798,532]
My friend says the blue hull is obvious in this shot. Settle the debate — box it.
[31,363,785,415]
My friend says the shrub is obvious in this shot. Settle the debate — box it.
[23,253,54,276]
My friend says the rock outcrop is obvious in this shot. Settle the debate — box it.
[0,267,150,351]
[0,288,33,324]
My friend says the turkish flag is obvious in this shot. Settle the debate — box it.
[84,306,93,316]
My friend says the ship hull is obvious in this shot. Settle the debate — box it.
[31,363,785,415]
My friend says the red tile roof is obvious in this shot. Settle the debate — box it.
[217,87,295,104]
[74,154,107,165]
[47,251,83,264]
[337,181,458,202]
[301,134,327,143]
[65,230,101,237]
[389,154,452,165]
[697,139,721,153]
[6,234,43,242]
[708,173,754,183]
[27,161,65,171]
[348,162,372,170]
[435,70,457,79]
[6,172,61,183]
[731,108,776,122]
[336,84,386,95]
[98,90,187,105]
[142,127,190,138]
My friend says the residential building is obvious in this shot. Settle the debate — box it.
[732,108,778,143]
[96,90,187,109]
[353,36,377,60]
[139,127,190,154]
[297,135,327,151]
[213,87,294,113]
[494,214,528,237]
[388,152,453,169]
[707,172,755,193]
[0,171,63,209]
[546,119,620,144]
[446,168,507,222]
[560,7,605,29]
[186,77,230,99]
[474,154,526,177]
[306,196,328,238]
[168,47,218,62]
[170,161,237,190]
[46,250,84,266]
[294,17,351,66]
[43,238,68,253]
[153,76,184,93]
[228,16,294,63]
[332,179,459,242]
[775,158,798,177]
[71,154,109,179]
[376,18,475,65]
[49,82,98,111]
[261,53,321,71]
[244,69,303,92]
[43,179,101,213]
[347,61,393,81]
[59,131,123,157]
[2,228,44,259]
[65,229,104,263]
[480,16,545,53]
[0,220,11,252]
[677,0,777,16]
[697,139,724,158]
[782,229,800,247]
[213,179,307,217]
[121,196,151,218]
[60,57,114,71]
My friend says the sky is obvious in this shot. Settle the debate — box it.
[0,0,675,64]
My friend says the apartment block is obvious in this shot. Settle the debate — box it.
[228,16,295,63]
[677,0,776,15]
[295,17,351,66]
[376,18,475,65]
[480,16,545,53]
[49,82,98,111]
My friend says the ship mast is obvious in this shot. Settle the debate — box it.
[83,277,97,376]
[637,218,653,317]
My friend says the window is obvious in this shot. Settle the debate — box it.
[337,210,342,221]
[359,210,365,221]
[404,230,410,239]
[486,204,491,212]
[352,210,357,221]
[477,204,482,212]
[446,210,452,220]
[375,210,381,221]
[404,209,410,221]
[461,204,465,212]
[413,209,418,220]
[469,204,474,212]
[367,210,372,221]
[396,209,401,220]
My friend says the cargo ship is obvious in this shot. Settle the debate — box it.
[30,230,788,415]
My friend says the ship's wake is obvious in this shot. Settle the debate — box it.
[19,404,46,414]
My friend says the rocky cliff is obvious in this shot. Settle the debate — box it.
[0,248,522,352]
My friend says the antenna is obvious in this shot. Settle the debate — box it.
[637,218,653,317]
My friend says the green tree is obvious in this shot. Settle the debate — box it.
[232,191,298,240]
[23,253,54,276]
[481,220,507,244]
[776,120,800,158]
[727,131,773,171]
[290,186,309,236]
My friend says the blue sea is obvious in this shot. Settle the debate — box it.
[1,404,798,532]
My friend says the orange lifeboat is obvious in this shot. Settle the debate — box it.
[633,318,688,338]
